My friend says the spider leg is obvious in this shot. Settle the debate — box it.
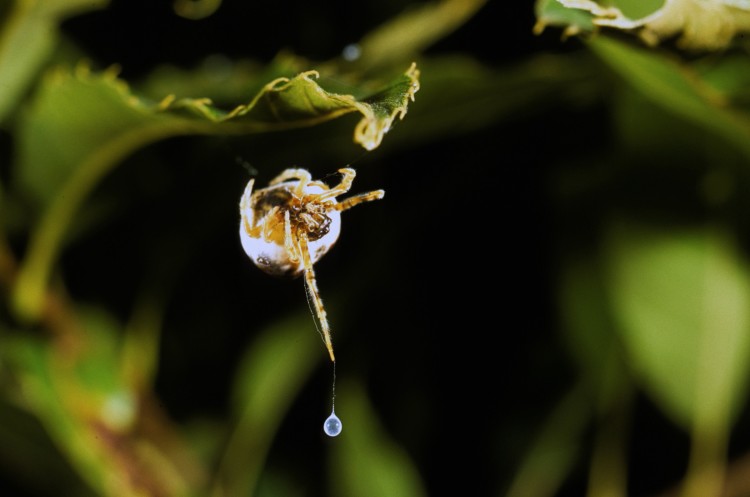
[335,189,385,211]
[269,168,312,197]
[284,210,299,263]
[239,178,254,214]
[244,221,262,239]
[298,231,335,362]
[262,206,281,241]
[316,168,356,201]
[240,179,264,237]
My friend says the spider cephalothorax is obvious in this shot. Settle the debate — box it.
[239,167,384,361]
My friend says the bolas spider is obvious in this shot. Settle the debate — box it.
[239,167,384,362]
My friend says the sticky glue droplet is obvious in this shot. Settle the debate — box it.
[323,411,342,437]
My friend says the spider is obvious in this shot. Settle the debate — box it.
[239,167,384,362]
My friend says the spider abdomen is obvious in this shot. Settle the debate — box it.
[240,180,342,277]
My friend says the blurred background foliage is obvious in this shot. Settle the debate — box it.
[4,0,750,496]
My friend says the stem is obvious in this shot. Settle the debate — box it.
[11,121,205,322]
[681,428,727,497]
[505,383,590,497]
[586,389,631,497]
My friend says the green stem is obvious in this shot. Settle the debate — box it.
[681,429,727,497]
[586,386,631,497]
[11,120,207,323]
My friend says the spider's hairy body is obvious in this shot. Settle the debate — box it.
[239,167,384,361]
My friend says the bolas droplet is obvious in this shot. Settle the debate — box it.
[323,411,342,437]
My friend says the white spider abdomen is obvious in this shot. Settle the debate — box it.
[239,181,342,277]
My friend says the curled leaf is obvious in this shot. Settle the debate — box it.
[556,0,750,50]
[353,62,420,150]
[11,61,419,322]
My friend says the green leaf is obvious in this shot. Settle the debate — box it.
[172,0,221,20]
[505,385,591,497]
[534,0,595,36]
[1,334,122,496]
[0,398,95,497]
[551,0,749,50]
[603,220,750,432]
[4,306,133,426]
[11,61,419,322]
[694,54,750,110]
[587,36,750,158]
[350,0,486,71]
[329,381,427,497]
[213,312,323,497]
[609,0,665,19]
[19,62,419,204]
[136,55,284,106]
[0,0,108,123]
[0,305,194,497]
[534,0,662,36]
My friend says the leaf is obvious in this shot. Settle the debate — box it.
[329,381,427,497]
[172,0,221,20]
[213,312,322,497]
[505,385,591,497]
[694,54,750,109]
[534,0,595,38]
[0,0,109,123]
[2,334,124,496]
[554,0,750,50]
[603,220,750,432]
[587,36,750,158]
[11,61,419,322]
[350,0,486,71]
[0,398,95,497]
[1,305,195,497]
[136,55,279,106]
